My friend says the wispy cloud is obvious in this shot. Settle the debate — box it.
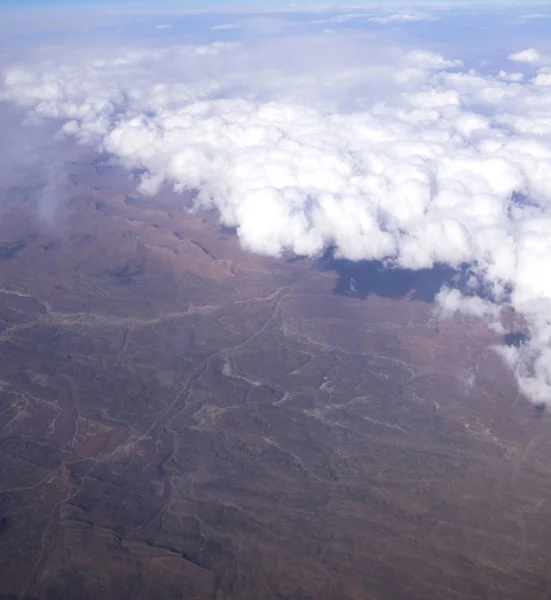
[211,23,240,31]
[311,11,439,26]
[507,12,551,25]
[369,13,440,25]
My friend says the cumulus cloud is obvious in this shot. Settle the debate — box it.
[4,35,551,404]
[401,49,463,70]
[508,48,550,65]
[533,70,551,86]
[499,71,524,82]
[436,289,503,330]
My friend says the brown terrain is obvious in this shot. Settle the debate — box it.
[1,152,551,600]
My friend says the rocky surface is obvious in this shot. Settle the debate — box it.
[1,157,551,600]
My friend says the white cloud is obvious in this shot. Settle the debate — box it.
[508,48,551,65]
[369,13,440,25]
[311,11,439,26]
[5,38,551,404]
[518,13,551,20]
[401,50,463,70]
[311,13,369,25]
[436,288,502,324]
[508,12,551,25]
[499,71,524,82]
[211,23,240,31]
[154,24,172,30]
[533,70,551,86]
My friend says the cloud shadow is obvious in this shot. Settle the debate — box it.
[316,251,460,303]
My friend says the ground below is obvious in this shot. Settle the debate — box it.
[1,156,550,600]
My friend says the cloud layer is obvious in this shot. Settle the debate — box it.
[3,35,551,404]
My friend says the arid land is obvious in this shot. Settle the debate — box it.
[1,154,551,600]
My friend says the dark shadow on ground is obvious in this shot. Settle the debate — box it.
[316,252,460,303]
[504,332,528,347]
[219,225,238,238]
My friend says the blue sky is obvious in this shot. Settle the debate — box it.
[2,0,549,48]
[0,0,535,6]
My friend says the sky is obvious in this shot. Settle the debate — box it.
[2,0,551,403]
[0,0,542,7]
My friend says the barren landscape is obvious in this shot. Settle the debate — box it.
[1,154,551,600]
